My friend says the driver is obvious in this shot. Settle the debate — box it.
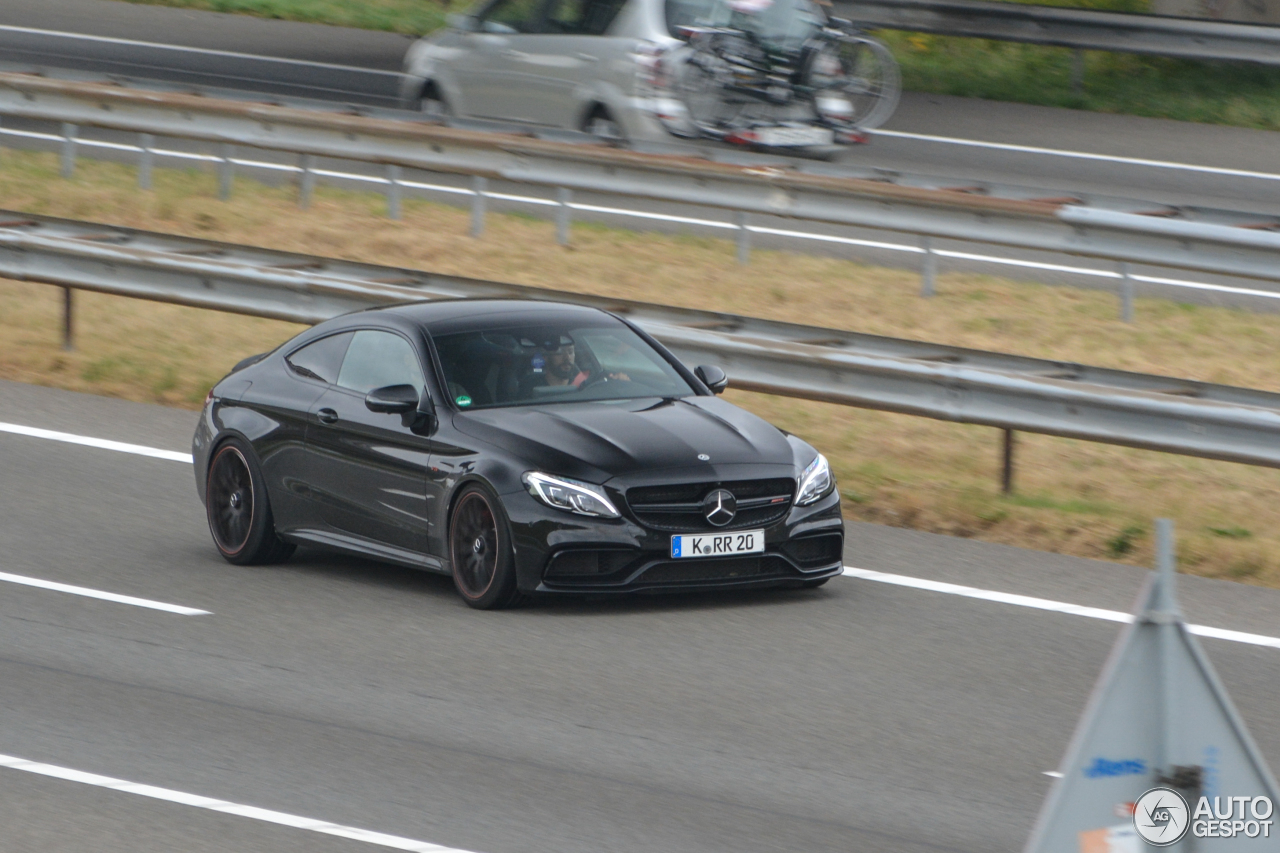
[522,334,631,396]
[543,338,590,388]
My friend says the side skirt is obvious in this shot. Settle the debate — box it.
[283,528,450,575]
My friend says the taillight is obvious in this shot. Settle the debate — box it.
[204,388,216,406]
[633,41,671,91]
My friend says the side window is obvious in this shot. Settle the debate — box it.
[336,330,425,395]
[665,0,720,35]
[285,332,353,384]
[550,0,627,34]
[481,0,545,33]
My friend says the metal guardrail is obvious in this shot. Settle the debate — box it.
[5,210,1280,472]
[3,73,1280,295]
[834,0,1280,65]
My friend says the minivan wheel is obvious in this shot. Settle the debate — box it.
[584,108,625,146]
[420,85,451,119]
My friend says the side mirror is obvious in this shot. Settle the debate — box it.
[365,384,419,414]
[695,365,728,395]
[448,12,479,31]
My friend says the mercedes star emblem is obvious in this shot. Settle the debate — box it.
[702,488,737,526]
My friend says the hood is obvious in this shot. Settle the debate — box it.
[453,396,796,483]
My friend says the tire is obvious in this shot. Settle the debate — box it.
[824,36,900,130]
[584,107,626,146]
[420,84,451,120]
[674,51,739,138]
[448,484,522,609]
[205,438,295,565]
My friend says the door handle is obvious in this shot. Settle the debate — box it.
[317,408,339,425]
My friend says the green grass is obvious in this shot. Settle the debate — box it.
[882,31,1280,131]
[121,0,449,35]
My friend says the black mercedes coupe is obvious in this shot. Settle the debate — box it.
[193,300,844,608]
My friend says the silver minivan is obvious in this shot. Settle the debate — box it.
[401,0,898,153]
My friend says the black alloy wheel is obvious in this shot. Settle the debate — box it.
[205,439,295,565]
[208,444,253,554]
[448,485,521,609]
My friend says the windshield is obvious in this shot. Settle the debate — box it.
[665,0,824,51]
[432,318,696,410]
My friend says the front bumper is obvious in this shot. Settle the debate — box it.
[504,487,844,595]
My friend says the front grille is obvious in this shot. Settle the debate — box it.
[625,478,794,532]
[779,533,843,568]
[639,555,789,584]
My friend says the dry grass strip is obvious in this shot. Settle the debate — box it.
[2,148,1279,587]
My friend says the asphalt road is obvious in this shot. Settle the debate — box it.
[1,376,1278,853]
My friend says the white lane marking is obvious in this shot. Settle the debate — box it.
[0,753,478,852]
[1043,771,1064,778]
[7,126,1280,302]
[870,129,1280,183]
[0,571,209,615]
[0,422,193,463]
[842,567,1280,650]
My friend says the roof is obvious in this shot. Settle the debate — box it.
[370,298,616,334]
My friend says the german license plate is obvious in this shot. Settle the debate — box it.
[670,530,764,559]
[754,126,834,147]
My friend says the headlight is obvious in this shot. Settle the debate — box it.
[795,454,833,506]
[522,472,620,519]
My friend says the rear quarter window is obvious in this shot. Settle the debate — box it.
[285,332,354,384]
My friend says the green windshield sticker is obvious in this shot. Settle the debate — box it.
[456,395,472,407]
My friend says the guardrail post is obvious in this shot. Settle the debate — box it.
[920,236,937,297]
[736,211,750,265]
[386,165,402,220]
[61,287,74,351]
[1001,428,1015,494]
[299,154,315,210]
[556,187,572,246]
[470,176,487,238]
[60,123,77,179]
[138,133,154,190]
[1119,262,1134,322]
[218,144,234,201]
[1070,50,1086,96]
